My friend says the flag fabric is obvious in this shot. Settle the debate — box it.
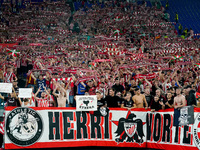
[114,16,122,21]
[6,48,20,57]
[133,24,140,28]
[195,63,200,68]
[113,29,123,36]
[173,55,183,60]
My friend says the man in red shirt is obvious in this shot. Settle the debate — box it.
[34,87,50,107]
[3,67,17,83]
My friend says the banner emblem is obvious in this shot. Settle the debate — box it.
[114,112,144,143]
[124,122,137,137]
[6,107,43,146]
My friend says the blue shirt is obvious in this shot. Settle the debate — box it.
[37,79,46,91]
[77,83,86,95]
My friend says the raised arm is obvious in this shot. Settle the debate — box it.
[0,93,4,100]
[44,87,50,99]
[31,72,37,81]
[144,77,152,88]
[53,85,59,97]
[12,87,17,99]
[34,88,41,99]
[80,81,86,88]
[18,98,22,106]
[65,79,72,90]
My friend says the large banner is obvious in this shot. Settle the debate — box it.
[4,107,200,150]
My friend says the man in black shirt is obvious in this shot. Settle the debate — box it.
[104,88,122,107]
[112,77,124,94]
[95,90,108,117]
[165,92,174,109]
[121,92,135,110]
[96,90,105,108]
[144,88,153,107]
[150,95,165,112]
[185,85,197,106]
[155,89,166,103]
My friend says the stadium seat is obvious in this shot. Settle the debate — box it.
[166,0,200,33]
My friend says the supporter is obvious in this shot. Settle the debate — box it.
[0,70,4,82]
[116,91,123,98]
[47,87,55,107]
[174,88,186,109]
[45,72,51,88]
[132,87,148,108]
[155,89,166,103]
[85,79,97,95]
[25,71,36,89]
[53,82,68,107]
[152,80,163,96]
[112,77,124,94]
[96,81,108,98]
[65,78,75,107]
[121,92,135,110]
[169,87,176,98]
[107,76,114,89]
[150,95,165,112]
[77,81,86,95]
[13,80,19,95]
[34,87,50,107]
[165,92,174,109]
[129,79,138,96]
[3,67,17,83]
[20,56,28,75]
[18,98,33,107]
[96,90,105,108]
[0,88,20,107]
[173,87,187,126]
[185,85,197,106]
[31,73,46,97]
[144,88,153,107]
[104,88,122,107]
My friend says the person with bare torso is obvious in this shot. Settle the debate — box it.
[174,88,186,109]
[53,82,68,107]
[132,87,148,108]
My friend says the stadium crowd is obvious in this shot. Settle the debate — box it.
[0,0,200,147]
[0,0,200,112]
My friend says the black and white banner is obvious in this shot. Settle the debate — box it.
[76,95,97,111]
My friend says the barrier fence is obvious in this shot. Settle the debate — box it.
[4,107,200,150]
